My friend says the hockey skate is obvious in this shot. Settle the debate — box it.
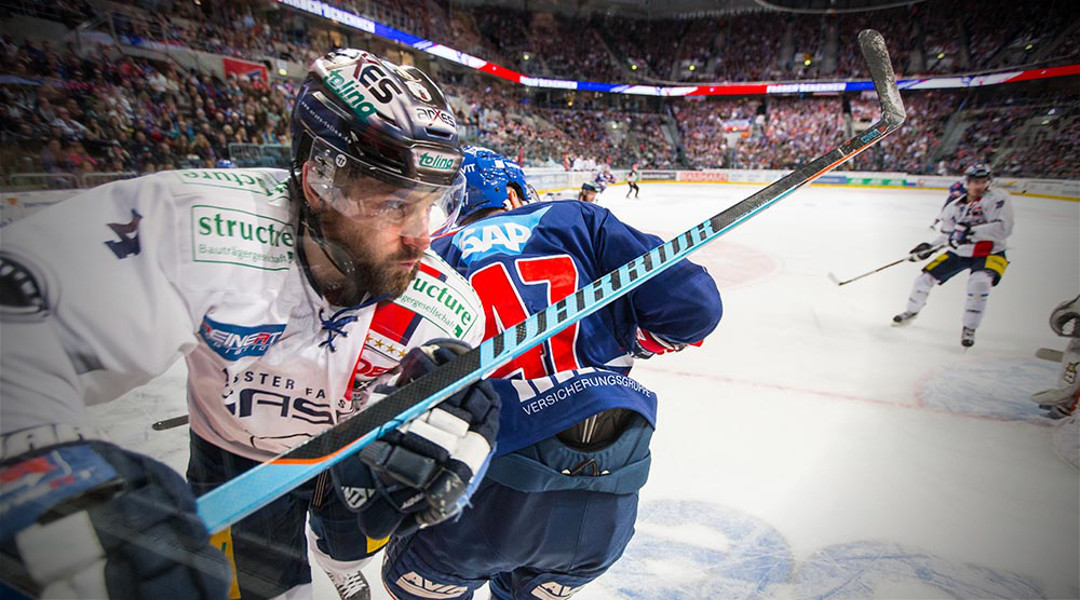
[892,311,918,326]
[961,327,976,348]
[326,569,371,600]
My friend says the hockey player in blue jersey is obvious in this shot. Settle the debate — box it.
[379,146,723,600]
[930,178,967,229]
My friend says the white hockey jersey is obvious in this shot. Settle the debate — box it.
[931,187,1014,257]
[0,168,484,461]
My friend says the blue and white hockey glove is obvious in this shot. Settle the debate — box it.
[330,339,499,539]
[948,224,971,248]
[0,428,230,600]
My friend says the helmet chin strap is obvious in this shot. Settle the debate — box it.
[292,177,367,307]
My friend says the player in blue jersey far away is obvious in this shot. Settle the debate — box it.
[594,164,616,193]
[379,146,723,600]
[929,171,970,229]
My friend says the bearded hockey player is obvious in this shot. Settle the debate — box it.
[0,49,499,600]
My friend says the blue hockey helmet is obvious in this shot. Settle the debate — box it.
[458,146,537,225]
[581,181,599,193]
[964,163,992,180]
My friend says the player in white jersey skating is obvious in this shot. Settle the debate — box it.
[0,48,499,600]
[893,164,1014,347]
[544,181,599,204]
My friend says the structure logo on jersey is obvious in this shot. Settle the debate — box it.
[200,316,286,360]
[394,268,478,339]
[191,205,295,271]
[453,206,551,264]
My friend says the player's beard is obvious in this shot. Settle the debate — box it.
[315,213,424,305]
[353,245,423,300]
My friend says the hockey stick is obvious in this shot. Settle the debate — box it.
[152,414,189,431]
[196,29,905,533]
[1036,348,1064,362]
[828,244,943,286]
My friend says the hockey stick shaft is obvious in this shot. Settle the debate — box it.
[831,244,944,286]
[196,29,905,533]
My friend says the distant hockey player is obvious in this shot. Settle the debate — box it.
[626,163,641,198]
[543,181,599,203]
[1032,295,1080,419]
[578,180,600,203]
[0,49,500,600]
[893,163,1014,347]
[380,147,723,600]
[594,165,616,192]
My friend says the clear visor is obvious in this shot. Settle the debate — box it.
[524,183,541,204]
[308,137,464,237]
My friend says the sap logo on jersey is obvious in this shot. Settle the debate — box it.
[200,316,287,360]
[455,206,550,263]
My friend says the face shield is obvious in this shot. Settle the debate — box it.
[524,183,540,205]
[307,137,464,238]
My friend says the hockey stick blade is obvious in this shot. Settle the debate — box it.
[196,29,905,533]
[152,414,190,431]
[827,272,842,285]
[1036,348,1065,362]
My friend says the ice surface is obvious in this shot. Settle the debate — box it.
[91,181,1080,599]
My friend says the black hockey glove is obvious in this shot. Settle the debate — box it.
[330,339,499,540]
[908,242,936,261]
[0,430,230,600]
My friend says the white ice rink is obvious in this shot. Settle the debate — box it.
[92,181,1080,600]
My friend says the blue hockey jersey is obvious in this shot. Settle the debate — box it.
[432,201,722,455]
[944,181,966,208]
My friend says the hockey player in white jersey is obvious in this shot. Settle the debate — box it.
[543,181,599,203]
[0,48,499,600]
[893,164,1014,347]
